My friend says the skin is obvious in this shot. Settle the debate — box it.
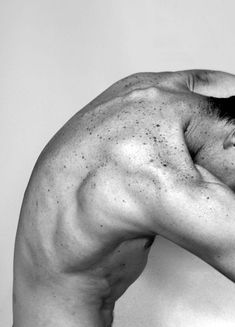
[13,70,235,327]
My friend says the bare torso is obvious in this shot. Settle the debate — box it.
[14,72,209,326]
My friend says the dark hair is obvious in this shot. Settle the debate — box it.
[207,96,235,125]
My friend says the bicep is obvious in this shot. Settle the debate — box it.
[121,162,235,281]
[146,170,235,281]
[98,158,235,281]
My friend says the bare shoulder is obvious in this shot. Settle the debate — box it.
[83,121,200,237]
[14,70,198,259]
[27,70,192,170]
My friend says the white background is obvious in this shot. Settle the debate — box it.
[1,0,235,326]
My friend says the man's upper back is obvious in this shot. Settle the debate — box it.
[14,70,235,327]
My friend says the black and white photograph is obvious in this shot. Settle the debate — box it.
[1,1,235,326]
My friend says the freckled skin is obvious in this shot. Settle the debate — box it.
[14,70,235,327]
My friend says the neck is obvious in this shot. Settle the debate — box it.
[182,106,207,161]
[185,113,234,166]
[183,107,225,163]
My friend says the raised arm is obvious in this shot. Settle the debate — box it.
[176,69,235,98]
[100,141,235,283]
[153,164,235,282]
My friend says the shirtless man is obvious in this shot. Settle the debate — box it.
[13,70,235,327]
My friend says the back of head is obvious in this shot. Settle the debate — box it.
[206,96,235,126]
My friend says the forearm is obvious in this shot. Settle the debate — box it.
[178,69,235,97]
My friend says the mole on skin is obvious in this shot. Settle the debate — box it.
[13,70,235,327]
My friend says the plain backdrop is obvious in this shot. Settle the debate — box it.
[1,0,235,326]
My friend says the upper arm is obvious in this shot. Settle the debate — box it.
[132,164,235,281]
[158,168,235,281]
[102,142,235,281]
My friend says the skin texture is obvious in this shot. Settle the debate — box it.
[13,70,235,327]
